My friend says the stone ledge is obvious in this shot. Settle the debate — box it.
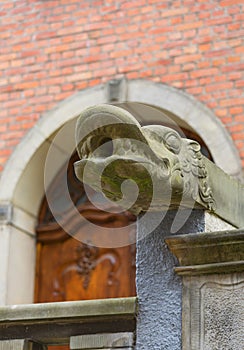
[0,297,137,345]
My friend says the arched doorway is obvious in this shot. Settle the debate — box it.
[0,80,241,309]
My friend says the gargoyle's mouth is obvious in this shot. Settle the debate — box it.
[74,104,190,213]
[75,104,149,160]
[75,133,171,182]
[75,104,171,178]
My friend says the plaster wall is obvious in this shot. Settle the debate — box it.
[135,210,205,350]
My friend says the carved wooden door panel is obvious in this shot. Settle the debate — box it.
[35,216,136,303]
[34,153,136,349]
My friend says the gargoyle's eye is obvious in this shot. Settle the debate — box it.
[165,132,181,154]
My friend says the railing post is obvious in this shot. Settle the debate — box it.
[166,229,244,350]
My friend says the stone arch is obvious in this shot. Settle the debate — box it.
[0,80,241,305]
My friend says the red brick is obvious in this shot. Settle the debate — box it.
[220,98,244,107]
[182,63,196,71]
[190,68,219,78]
[198,44,211,52]
[222,63,244,72]
[236,80,244,88]
[212,58,226,67]
[161,73,189,83]
[228,56,241,63]
[121,0,147,9]
[176,21,203,31]
[67,72,92,82]
[53,91,73,100]
[175,54,202,64]
[126,71,140,79]
[168,65,181,73]
[183,30,197,39]
[160,7,188,17]
[220,0,244,5]
[186,86,203,95]
[235,46,244,54]
[229,107,243,115]
[232,132,244,140]
[228,72,243,80]
[206,82,234,92]
[184,79,198,87]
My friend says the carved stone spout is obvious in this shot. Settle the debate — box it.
[74,104,244,228]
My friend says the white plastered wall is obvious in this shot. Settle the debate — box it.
[0,80,241,305]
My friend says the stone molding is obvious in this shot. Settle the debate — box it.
[165,229,244,275]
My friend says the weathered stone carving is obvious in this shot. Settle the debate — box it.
[74,104,244,228]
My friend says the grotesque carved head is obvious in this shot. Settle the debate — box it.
[74,104,214,214]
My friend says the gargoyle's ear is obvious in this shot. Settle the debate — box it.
[185,139,201,153]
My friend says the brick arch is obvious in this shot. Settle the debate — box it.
[0,80,241,305]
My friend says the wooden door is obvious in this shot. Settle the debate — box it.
[34,153,136,349]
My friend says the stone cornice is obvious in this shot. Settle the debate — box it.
[74,104,244,228]
[165,229,244,275]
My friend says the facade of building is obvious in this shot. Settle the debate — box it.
[0,1,244,349]
[0,0,244,173]
[0,0,244,299]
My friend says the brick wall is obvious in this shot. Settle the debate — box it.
[0,0,244,171]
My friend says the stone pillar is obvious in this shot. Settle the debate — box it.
[70,332,134,350]
[166,229,244,350]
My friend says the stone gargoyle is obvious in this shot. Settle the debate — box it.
[74,104,244,228]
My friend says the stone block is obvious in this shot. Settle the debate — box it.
[182,273,244,350]
[70,332,134,349]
